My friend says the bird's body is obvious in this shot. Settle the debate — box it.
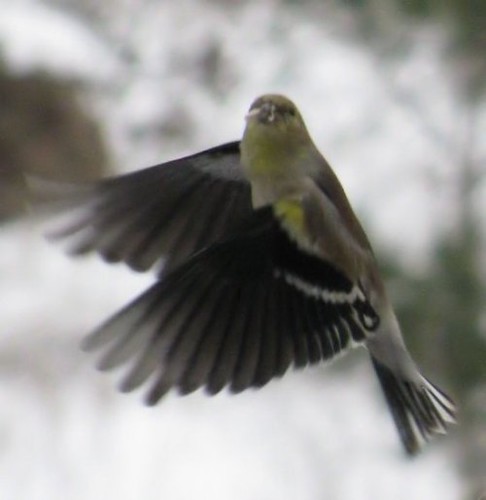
[38,94,456,454]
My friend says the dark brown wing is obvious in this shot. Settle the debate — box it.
[33,142,252,273]
[83,208,379,405]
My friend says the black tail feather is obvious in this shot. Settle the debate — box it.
[371,356,457,455]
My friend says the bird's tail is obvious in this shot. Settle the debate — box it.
[370,356,457,455]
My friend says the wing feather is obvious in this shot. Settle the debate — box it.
[82,207,379,402]
[32,142,252,272]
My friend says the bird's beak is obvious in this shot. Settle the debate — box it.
[245,103,276,123]
[245,107,260,122]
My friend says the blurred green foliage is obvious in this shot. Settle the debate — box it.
[344,0,485,44]
[344,0,485,94]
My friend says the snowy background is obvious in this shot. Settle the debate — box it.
[1,1,482,499]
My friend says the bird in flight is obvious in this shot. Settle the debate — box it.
[38,94,456,454]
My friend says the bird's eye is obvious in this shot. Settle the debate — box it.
[288,107,296,117]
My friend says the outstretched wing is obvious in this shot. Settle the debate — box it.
[33,142,252,272]
[83,207,380,405]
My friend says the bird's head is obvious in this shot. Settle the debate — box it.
[240,94,315,182]
[244,94,308,139]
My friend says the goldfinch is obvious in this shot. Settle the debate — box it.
[40,94,456,454]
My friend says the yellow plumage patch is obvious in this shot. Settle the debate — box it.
[273,199,308,242]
